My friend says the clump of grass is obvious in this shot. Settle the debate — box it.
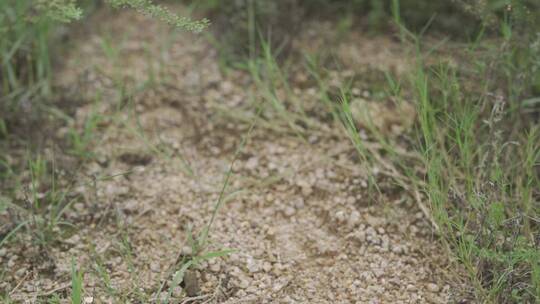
[0,154,132,251]
[66,105,103,161]
[414,62,539,302]
[383,2,540,302]
[0,0,55,121]
[71,257,84,304]
[0,155,78,248]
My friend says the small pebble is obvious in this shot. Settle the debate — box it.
[262,262,272,273]
[149,262,160,273]
[181,246,193,256]
[284,206,296,217]
[7,258,16,268]
[427,283,440,293]
[183,270,200,296]
[210,263,221,273]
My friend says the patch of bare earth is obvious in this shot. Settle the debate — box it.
[2,10,466,303]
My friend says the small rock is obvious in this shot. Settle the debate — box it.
[273,281,286,292]
[262,262,272,273]
[245,157,259,170]
[181,246,193,256]
[372,268,384,278]
[210,262,221,273]
[427,283,440,293]
[149,262,160,273]
[65,234,81,245]
[83,297,94,304]
[284,206,296,217]
[348,211,361,227]
[293,198,305,209]
[7,257,16,268]
[183,270,200,297]
[15,268,26,278]
[335,210,347,223]
[391,245,403,255]
[366,215,382,227]
[357,230,367,243]
[221,81,234,94]
[266,227,276,240]
[73,202,85,212]
[246,257,260,273]
[236,277,250,289]
[301,185,313,196]
[272,263,283,275]
[172,286,183,297]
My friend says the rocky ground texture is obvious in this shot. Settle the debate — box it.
[2,10,466,304]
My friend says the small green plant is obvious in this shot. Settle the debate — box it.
[155,105,261,303]
[21,156,78,246]
[91,250,117,298]
[0,157,131,250]
[66,106,102,160]
[161,241,233,303]
[71,258,84,304]
[47,294,62,304]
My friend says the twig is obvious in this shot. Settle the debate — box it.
[365,144,440,232]
[412,186,440,232]
[34,282,71,297]
[9,272,31,296]
[181,294,210,304]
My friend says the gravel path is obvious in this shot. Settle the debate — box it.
[3,10,464,303]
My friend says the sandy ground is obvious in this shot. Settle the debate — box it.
[2,11,466,304]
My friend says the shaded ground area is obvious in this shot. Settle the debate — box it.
[2,10,466,303]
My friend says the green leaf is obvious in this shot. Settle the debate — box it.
[488,201,505,227]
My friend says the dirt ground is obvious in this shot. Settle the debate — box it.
[2,11,467,304]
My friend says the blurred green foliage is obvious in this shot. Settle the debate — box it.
[200,0,539,55]
[0,0,207,137]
